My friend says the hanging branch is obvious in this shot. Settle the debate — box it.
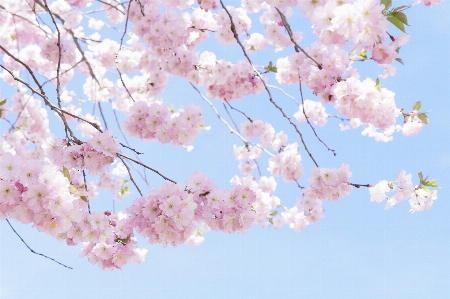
[115,0,136,102]
[298,80,336,156]
[191,83,273,157]
[222,103,242,133]
[5,219,73,270]
[98,102,109,130]
[117,155,143,196]
[219,1,319,167]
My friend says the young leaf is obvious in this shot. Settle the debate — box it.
[387,16,406,32]
[381,0,393,11]
[0,99,6,106]
[418,113,429,124]
[69,185,78,194]
[395,57,404,65]
[392,5,411,13]
[412,101,421,111]
[418,171,424,182]
[63,166,71,181]
[424,180,439,188]
[392,11,409,25]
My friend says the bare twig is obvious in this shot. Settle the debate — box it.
[191,83,272,157]
[219,1,318,167]
[224,100,253,122]
[222,104,241,133]
[82,170,91,214]
[298,80,336,156]
[274,7,322,69]
[115,0,135,102]
[117,155,143,196]
[5,218,73,269]
[267,84,300,106]
[117,153,177,184]
[348,182,372,188]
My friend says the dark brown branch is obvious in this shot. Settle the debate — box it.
[348,182,372,188]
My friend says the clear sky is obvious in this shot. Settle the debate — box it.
[1,1,449,299]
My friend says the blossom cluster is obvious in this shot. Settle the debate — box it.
[0,147,146,270]
[127,173,258,247]
[0,0,442,271]
[332,77,399,130]
[305,164,353,202]
[123,102,204,146]
[43,130,119,175]
[369,170,438,213]
[276,42,354,100]
[308,0,388,51]
[191,56,265,101]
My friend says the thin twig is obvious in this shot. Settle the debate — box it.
[299,80,336,156]
[219,1,318,167]
[190,83,272,157]
[115,0,135,102]
[82,170,91,214]
[222,104,241,133]
[267,84,300,106]
[5,218,73,269]
[117,155,143,196]
[117,153,177,184]
[348,182,372,188]
[274,7,322,69]
[224,100,253,122]
[98,102,108,130]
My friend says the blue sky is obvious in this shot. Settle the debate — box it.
[1,1,449,298]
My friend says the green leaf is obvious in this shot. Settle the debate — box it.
[412,101,421,111]
[264,61,278,73]
[424,180,439,188]
[387,16,406,32]
[0,99,6,106]
[395,57,404,65]
[80,196,88,202]
[392,11,409,25]
[63,166,71,181]
[375,77,381,92]
[381,0,393,11]
[69,185,78,194]
[121,186,130,194]
[392,5,410,12]
[418,171,424,182]
[418,113,429,124]
[116,236,131,245]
